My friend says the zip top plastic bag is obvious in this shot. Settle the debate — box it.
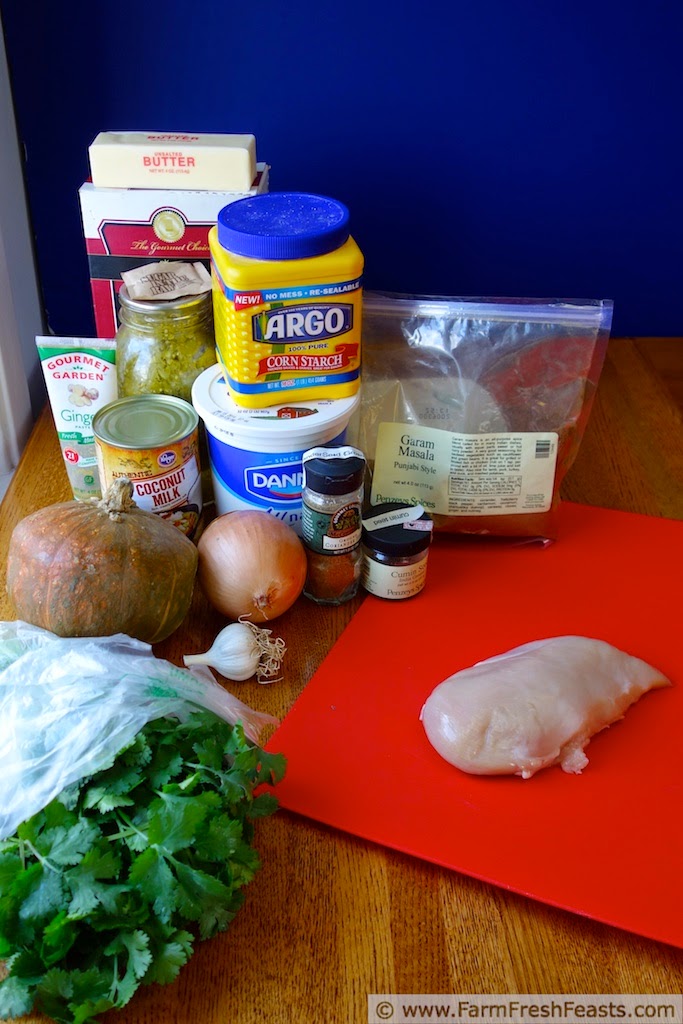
[0,621,278,841]
[356,293,614,541]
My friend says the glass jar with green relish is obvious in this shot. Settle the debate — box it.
[115,284,217,504]
[115,285,216,404]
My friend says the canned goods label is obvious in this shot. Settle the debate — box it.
[95,433,202,538]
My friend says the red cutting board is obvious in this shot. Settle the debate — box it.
[267,502,683,948]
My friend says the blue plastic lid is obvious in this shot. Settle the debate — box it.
[217,192,350,260]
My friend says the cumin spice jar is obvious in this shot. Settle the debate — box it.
[361,502,433,600]
[301,445,365,605]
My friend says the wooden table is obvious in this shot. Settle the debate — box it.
[1,338,681,1024]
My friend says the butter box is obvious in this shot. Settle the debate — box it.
[89,131,257,192]
[78,163,269,337]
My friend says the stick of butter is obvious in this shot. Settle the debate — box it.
[89,131,257,192]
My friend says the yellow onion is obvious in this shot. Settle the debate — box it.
[198,511,307,622]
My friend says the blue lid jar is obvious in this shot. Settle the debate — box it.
[217,192,351,261]
[209,190,363,408]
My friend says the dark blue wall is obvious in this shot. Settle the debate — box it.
[2,0,682,337]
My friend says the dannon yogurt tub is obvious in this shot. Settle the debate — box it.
[192,363,360,533]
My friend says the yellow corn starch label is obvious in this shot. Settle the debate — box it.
[213,271,362,403]
[210,227,364,408]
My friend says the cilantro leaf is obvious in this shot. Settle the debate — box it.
[17,867,64,922]
[65,846,126,919]
[38,820,99,867]
[4,946,44,979]
[66,876,128,920]
[147,749,184,788]
[256,748,287,785]
[172,860,241,939]
[104,930,153,1006]
[82,764,143,813]
[0,976,35,1018]
[0,853,23,892]
[248,792,280,819]
[127,848,177,923]
[142,926,194,985]
[40,911,78,965]
[192,814,244,862]
[192,734,227,770]
[146,791,219,855]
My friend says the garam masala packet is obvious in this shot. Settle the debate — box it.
[355,293,613,541]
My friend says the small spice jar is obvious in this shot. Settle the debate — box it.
[116,285,216,405]
[301,445,365,605]
[361,502,433,600]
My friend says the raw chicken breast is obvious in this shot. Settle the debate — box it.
[420,636,670,779]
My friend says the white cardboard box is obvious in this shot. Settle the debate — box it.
[78,163,269,337]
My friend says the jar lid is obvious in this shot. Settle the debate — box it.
[117,284,212,315]
[216,192,350,260]
[303,446,365,495]
[362,502,433,557]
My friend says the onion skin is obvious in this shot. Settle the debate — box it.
[197,511,307,622]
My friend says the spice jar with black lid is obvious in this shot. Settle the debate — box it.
[301,446,366,605]
[361,502,433,600]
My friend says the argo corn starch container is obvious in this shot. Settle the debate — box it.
[209,192,364,408]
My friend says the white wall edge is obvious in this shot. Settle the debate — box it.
[0,13,45,476]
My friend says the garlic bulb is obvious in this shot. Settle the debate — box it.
[183,621,286,683]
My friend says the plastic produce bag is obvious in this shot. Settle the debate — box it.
[357,293,613,540]
[0,621,278,840]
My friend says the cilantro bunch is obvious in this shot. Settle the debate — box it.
[0,710,285,1024]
